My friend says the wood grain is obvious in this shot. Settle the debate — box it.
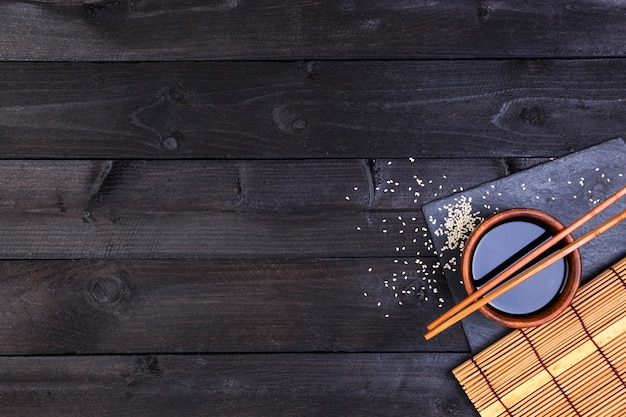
[0,258,467,354]
[0,60,624,158]
[0,1,625,61]
[0,159,504,212]
[1,1,624,415]
[0,353,478,417]
[0,158,505,258]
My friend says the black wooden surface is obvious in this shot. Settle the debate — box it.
[1,60,625,158]
[1,2,626,416]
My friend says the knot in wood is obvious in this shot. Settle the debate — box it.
[163,136,179,151]
[90,277,123,304]
[520,106,548,126]
[291,118,307,130]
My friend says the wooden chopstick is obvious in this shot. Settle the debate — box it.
[425,185,626,340]
[426,185,626,332]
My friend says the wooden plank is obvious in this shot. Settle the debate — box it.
[0,1,625,60]
[0,258,467,354]
[0,60,625,158]
[0,353,478,417]
[0,210,440,258]
[0,158,505,258]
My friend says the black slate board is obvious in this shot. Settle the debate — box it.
[422,138,626,352]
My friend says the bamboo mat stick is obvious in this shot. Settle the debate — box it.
[427,185,626,332]
[425,208,626,340]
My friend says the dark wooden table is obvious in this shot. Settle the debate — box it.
[0,2,625,416]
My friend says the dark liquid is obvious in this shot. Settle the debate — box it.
[471,220,567,315]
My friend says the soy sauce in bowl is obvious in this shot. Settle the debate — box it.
[461,209,582,328]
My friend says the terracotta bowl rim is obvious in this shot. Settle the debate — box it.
[461,208,582,328]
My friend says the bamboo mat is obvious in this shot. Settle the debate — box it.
[453,256,626,417]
